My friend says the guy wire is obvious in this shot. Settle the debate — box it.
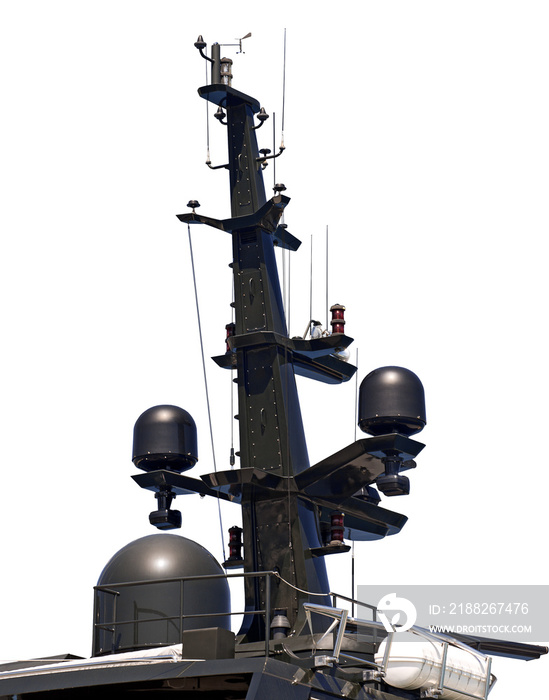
[187,224,226,561]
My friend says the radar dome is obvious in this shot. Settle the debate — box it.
[358,366,426,436]
[132,404,198,473]
[92,534,230,656]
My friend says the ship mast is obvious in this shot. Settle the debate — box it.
[136,37,426,644]
[182,39,335,639]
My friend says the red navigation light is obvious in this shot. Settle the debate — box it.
[330,304,346,334]
[225,322,235,352]
[228,525,243,562]
[330,511,345,545]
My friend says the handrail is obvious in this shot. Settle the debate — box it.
[94,573,385,660]
[94,569,276,591]
[95,575,496,699]
[299,601,495,700]
[94,570,278,659]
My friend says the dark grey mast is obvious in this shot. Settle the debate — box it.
[176,40,420,642]
[180,45,336,639]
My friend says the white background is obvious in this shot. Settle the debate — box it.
[1,2,547,697]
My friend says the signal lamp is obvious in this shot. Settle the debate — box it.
[330,304,346,334]
[225,322,235,352]
[228,525,243,562]
[330,511,345,544]
[220,57,233,86]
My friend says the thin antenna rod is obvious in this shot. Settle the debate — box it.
[204,60,212,165]
[281,28,287,148]
[287,241,291,336]
[352,345,359,615]
[351,541,355,617]
[230,274,236,468]
[325,225,329,330]
[309,235,313,330]
[273,112,276,188]
[354,347,359,442]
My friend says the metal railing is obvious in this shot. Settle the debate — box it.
[95,573,494,699]
[94,570,278,658]
[94,571,382,661]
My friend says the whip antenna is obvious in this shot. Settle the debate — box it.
[325,225,329,330]
[281,28,287,150]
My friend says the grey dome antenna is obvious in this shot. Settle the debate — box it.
[131,405,196,530]
[130,404,233,530]
[358,367,426,496]
[93,534,231,655]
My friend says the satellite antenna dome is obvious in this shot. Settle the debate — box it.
[358,366,426,436]
[93,534,230,655]
[133,404,198,473]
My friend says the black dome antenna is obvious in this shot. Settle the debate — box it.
[358,367,427,496]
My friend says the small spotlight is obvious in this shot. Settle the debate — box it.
[149,488,181,530]
[376,456,409,497]
[149,508,182,530]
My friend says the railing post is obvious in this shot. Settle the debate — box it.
[179,579,184,645]
[437,641,449,696]
[483,656,492,700]
[265,573,271,658]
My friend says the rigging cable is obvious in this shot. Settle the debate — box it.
[273,571,364,612]
[351,348,358,617]
[187,224,226,561]
[352,348,359,614]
